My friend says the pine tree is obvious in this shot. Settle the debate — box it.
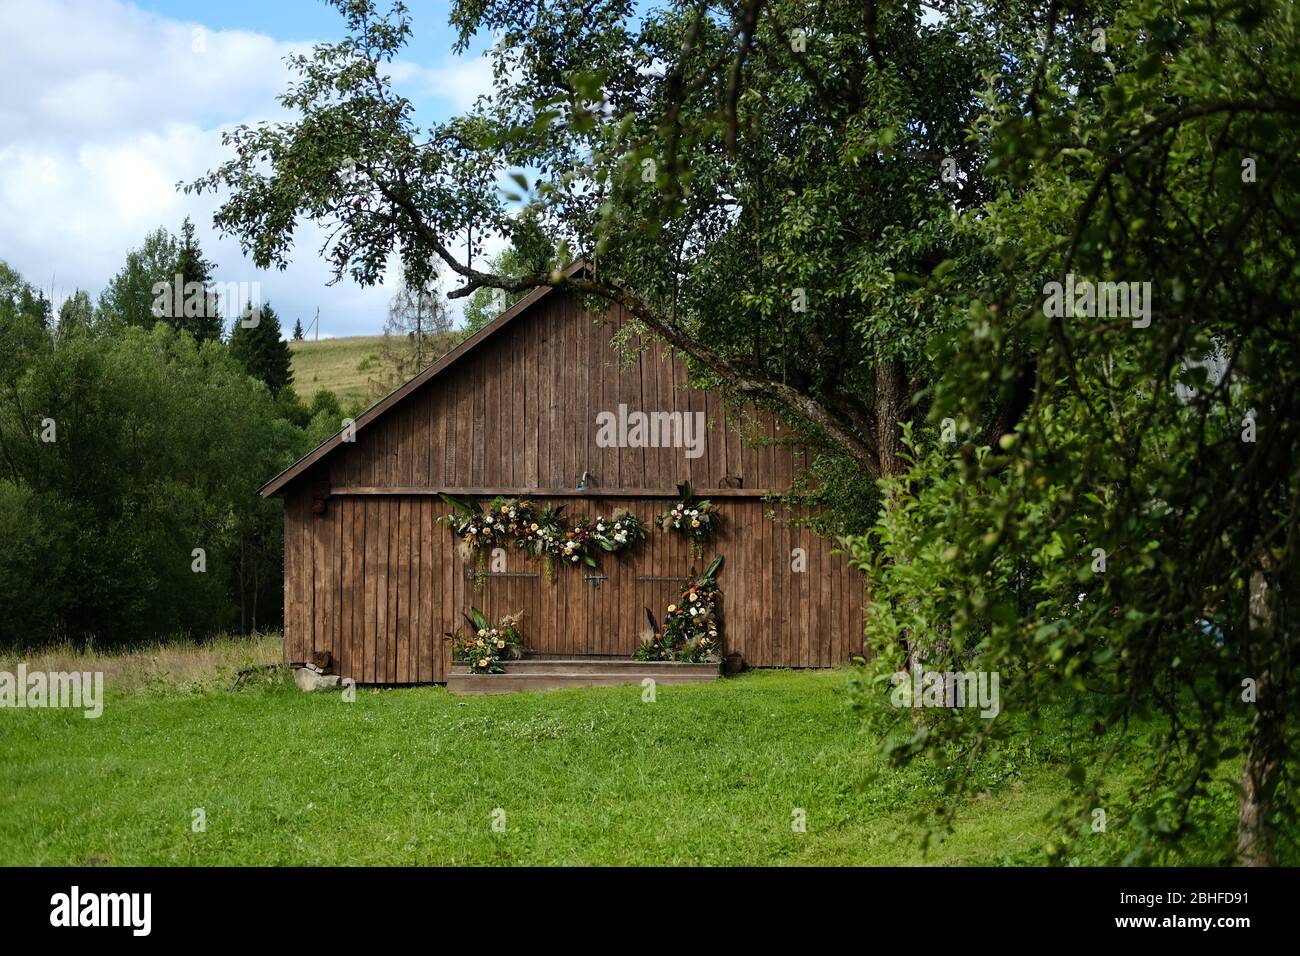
[172,217,223,343]
[292,317,304,340]
[228,301,294,395]
[56,290,94,342]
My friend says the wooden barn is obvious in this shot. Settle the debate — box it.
[261,263,866,686]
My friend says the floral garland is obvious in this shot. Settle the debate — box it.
[525,504,569,580]
[449,607,524,674]
[636,556,724,663]
[440,494,646,584]
[595,510,646,550]
[657,481,721,558]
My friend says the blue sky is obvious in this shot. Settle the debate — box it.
[135,0,468,66]
[0,0,498,337]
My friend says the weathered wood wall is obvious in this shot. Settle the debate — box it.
[317,291,807,493]
[283,493,866,683]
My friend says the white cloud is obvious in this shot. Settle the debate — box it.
[0,0,493,336]
[421,53,498,113]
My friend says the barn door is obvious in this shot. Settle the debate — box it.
[449,498,699,659]
[461,553,542,655]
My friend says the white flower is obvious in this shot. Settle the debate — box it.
[614,532,626,543]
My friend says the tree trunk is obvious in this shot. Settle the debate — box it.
[239,535,247,635]
[871,359,924,675]
[874,360,909,480]
[1237,728,1278,866]
[1237,567,1279,866]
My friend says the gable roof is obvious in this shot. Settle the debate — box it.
[259,259,588,498]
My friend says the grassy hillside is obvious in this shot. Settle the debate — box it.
[289,335,387,409]
[289,333,462,409]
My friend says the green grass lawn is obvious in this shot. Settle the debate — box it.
[0,663,1252,866]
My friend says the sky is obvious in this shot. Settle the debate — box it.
[0,0,501,337]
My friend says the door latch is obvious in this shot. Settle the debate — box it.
[583,574,608,589]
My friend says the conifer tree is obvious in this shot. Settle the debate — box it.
[172,217,223,343]
[228,301,293,395]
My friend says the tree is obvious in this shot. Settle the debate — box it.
[0,301,304,645]
[98,227,179,329]
[228,301,294,396]
[97,220,223,342]
[55,290,94,342]
[461,249,516,333]
[187,0,1003,496]
[170,217,224,343]
[293,317,304,340]
[370,271,453,396]
[462,215,559,332]
[845,0,1300,866]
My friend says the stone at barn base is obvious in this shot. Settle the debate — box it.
[293,665,342,692]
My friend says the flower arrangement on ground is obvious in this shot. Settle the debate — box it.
[636,556,724,663]
[448,607,525,673]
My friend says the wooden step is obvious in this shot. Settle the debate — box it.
[453,659,716,676]
[446,659,721,695]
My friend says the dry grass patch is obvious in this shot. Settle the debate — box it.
[0,632,283,695]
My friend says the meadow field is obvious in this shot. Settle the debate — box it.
[289,333,462,408]
[0,638,1259,866]
[289,335,387,408]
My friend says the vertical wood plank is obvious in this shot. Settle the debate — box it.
[396,497,410,683]
[364,497,377,684]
